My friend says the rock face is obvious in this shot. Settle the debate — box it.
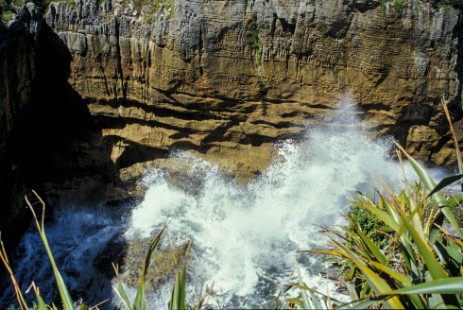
[0,2,43,249]
[1,0,463,246]
[44,0,463,182]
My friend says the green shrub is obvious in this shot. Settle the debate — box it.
[244,15,258,47]
[133,0,175,19]
[143,11,154,23]
[1,9,14,21]
[394,0,404,11]
[163,0,174,17]
[348,199,388,246]
[244,14,262,77]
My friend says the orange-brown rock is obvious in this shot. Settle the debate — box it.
[42,0,463,184]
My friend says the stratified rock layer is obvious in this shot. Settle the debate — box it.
[45,0,463,182]
[1,0,463,245]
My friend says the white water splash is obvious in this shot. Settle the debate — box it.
[124,97,407,308]
[2,97,436,309]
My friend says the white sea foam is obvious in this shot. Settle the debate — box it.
[123,96,409,308]
[2,96,437,309]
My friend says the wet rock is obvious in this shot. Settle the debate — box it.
[93,239,126,277]
[121,238,189,290]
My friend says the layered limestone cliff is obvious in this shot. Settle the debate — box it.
[44,0,463,185]
[1,0,463,244]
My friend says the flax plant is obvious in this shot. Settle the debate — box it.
[286,96,463,309]
[294,146,463,309]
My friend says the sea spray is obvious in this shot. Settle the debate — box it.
[0,97,424,308]
[123,98,406,308]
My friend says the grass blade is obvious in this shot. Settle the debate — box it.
[26,191,75,310]
[31,282,50,310]
[356,198,401,232]
[348,218,387,265]
[396,209,448,280]
[133,226,166,310]
[345,282,359,301]
[170,268,186,310]
[287,297,304,309]
[441,97,463,188]
[340,296,382,309]
[394,143,463,239]
[170,242,190,310]
[296,269,311,309]
[384,277,463,295]
[427,174,463,197]
[368,261,427,309]
[0,237,29,309]
[112,263,131,310]
[287,282,344,305]
[330,239,404,309]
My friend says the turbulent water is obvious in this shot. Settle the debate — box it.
[0,98,428,309]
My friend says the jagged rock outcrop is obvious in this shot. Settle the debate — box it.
[43,0,463,184]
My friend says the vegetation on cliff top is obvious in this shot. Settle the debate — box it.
[2,0,463,24]
[307,0,463,10]
[245,13,262,78]
[360,0,463,9]
[436,0,463,8]
[0,0,176,22]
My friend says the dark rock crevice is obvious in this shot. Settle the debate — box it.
[115,17,127,103]
[0,9,43,252]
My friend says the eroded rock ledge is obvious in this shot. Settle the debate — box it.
[45,0,463,182]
